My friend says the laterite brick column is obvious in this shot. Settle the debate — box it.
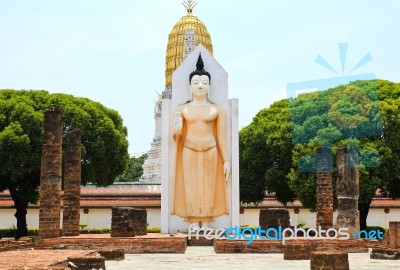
[316,147,333,230]
[259,208,291,230]
[62,129,81,236]
[310,251,349,270]
[336,148,360,235]
[39,108,63,239]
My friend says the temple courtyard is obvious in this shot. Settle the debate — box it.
[107,247,400,270]
[0,246,398,270]
[1,232,399,270]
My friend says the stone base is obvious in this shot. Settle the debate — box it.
[68,256,106,270]
[0,238,34,252]
[187,235,214,246]
[214,238,370,254]
[259,208,291,230]
[0,250,97,269]
[111,207,147,237]
[370,248,400,260]
[284,243,311,260]
[38,234,187,254]
[214,240,284,253]
[386,222,400,249]
[310,251,349,270]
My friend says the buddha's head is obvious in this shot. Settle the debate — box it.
[189,54,211,101]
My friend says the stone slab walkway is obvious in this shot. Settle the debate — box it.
[106,246,400,270]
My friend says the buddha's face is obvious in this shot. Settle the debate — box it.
[190,75,210,101]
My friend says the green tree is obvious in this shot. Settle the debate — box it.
[115,154,147,182]
[240,80,400,230]
[0,90,129,239]
[239,99,295,204]
[287,80,398,230]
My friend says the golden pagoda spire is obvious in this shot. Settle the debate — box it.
[165,0,213,88]
[182,0,197,14]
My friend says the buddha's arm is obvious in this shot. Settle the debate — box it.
[217,106,230,181]
[173,108,183,141]
[216,106,228,162]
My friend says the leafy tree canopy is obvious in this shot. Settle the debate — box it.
[239,99,295,204]
[240,80,400,218]
[0,89,129,238]
[115,154,147,182]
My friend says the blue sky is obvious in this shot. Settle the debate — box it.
[1,0,399,156]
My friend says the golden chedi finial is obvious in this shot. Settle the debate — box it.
[182,0,197,14]
[165,0,213,88]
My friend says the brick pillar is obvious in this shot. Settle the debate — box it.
[39,108,62,239]
[336,148,359,235]
[62,129,82,236]
[316,147,333,230]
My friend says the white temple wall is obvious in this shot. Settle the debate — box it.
[0,208,162,230]
[0,207,398,230]
[0,208,40,229]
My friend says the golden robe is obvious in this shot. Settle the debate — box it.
[172,112,228,222]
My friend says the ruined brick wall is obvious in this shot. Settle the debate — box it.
[62,129,82,236]
[39,109,62,239]
[0,238,34,252]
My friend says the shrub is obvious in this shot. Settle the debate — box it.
[147,227,161,233]
[239,225,259,230]
[366,226,387,233]
[0,228,39,238]
[297,221,306,228]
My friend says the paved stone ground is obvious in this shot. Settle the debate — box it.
[0,250,97,270]
[106,247,400,270]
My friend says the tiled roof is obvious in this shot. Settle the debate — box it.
[1,183,400,208]
[80,183,161,196]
